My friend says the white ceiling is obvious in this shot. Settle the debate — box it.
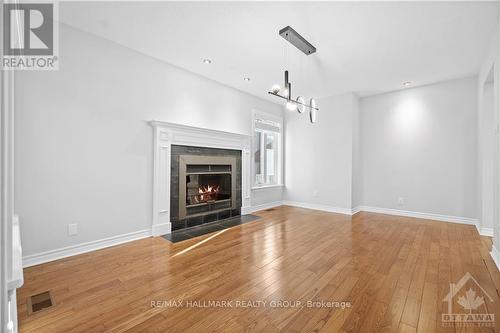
[59,2,499,102]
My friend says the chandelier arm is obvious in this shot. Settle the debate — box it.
[268,92,319,111]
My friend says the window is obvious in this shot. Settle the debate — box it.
[253,112,282,187]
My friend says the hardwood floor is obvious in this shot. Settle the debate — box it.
[17,206,500,332]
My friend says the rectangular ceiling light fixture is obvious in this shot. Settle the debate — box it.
[279,26,316,55]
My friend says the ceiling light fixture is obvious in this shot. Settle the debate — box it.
[286,101,297,111]
[270,84,281,94]
[202,58,212,64]
[268,26,319,123]
[402,81,412,87]
[244,77,251,81]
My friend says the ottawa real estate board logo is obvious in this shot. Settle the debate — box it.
[2,1,58,70]
[442,272,495,327]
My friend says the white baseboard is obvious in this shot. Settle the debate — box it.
[152,222,171,236]
[356,206,478,225]
[285,203,477,226]
[481,228,494,237]
[476,225,494,237]
[21,204,483,267]
[242,201,283,214]
[23,229,152,268]
[490,245,500,271]
[282,201,353,215]
[351,206,362,215]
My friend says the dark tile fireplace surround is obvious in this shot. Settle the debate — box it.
[170,145,242,231]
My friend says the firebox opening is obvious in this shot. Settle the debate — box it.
[186,173,232,206]
[177,153,238,224]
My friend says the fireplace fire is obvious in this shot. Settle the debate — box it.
[195,184,220,203]
[186,173,232,206]
[179,154,237,220]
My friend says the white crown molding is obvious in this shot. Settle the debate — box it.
[490,245,500,272]
[149,121,252,236]
[356,206,478,225]
[282,201,353,216]
[22,229,152,268]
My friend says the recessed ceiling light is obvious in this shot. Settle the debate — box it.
[402,81,412,87]
[203,58,212,64]
[244,77,251,82]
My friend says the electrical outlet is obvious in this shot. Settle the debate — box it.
[397,197,405,206]
[68,223,78,236]
[313,190,319,198]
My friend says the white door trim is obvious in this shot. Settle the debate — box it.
[2,47,18,333]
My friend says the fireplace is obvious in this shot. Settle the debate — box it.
[150,122,251,236]
[170,145,242,231]
[186,174,231,205]
[179,155,237,220]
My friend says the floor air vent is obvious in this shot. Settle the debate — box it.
[28,291,54,314]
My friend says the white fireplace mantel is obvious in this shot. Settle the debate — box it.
[150,121,252,236]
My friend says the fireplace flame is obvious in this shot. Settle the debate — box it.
[197,184,220,202]
[198,184,219,194]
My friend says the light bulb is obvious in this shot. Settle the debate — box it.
[282,88,289,98]
[270,84,281,94]
[286,101,297,111]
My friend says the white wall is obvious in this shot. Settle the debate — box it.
[479,82,495,231]
[351,96,362,208]
[14,24,283,256]
[284,93,356,211]
[360,77,477,219]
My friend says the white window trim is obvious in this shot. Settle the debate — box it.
[251,109,283,190]
[251,184,284,191]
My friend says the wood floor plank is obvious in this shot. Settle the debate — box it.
[16,206,500,332]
